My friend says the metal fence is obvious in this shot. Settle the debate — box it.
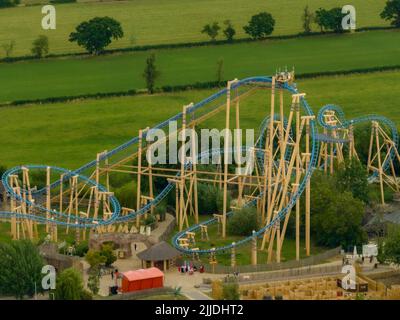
[202,246,342,274]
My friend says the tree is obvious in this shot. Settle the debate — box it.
[314,7,344,33]
[310,172,367,248]
[2,40,15,58]
[87,268,100,295]
[85,249,106,269]
[201,22,220,41]
[142,53,160,94]
[223,20,236,41]
[335,158,369,203]
[228,207,259,236]
[31,35,49,58]
[100,243,117,267]
[381,0,400,27]
[243,12,275,39]
[69,17,124,55]
[216,58,224,84]
[302,5,314,34]
[55,268,89,300]
[379,225,400,265]
[0,240,44,299]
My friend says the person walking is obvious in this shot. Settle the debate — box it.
[134,243,137,251]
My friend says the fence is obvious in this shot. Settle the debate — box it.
[236,264,342,284]
[201,246,342,274]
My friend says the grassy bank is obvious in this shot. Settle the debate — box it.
[0,0,389,57]
[0,70,399,169]
[0,30,399,102]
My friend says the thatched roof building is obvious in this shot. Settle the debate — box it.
[137,241,180,270]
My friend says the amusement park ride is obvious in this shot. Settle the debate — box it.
[1,71,400,268]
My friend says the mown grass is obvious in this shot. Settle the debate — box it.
[0,0,389,57]
[1,70,399,170]
[0,30,399,102]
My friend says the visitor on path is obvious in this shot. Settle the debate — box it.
[134,243,137,251]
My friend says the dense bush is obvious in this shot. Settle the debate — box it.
[74,241,89,257]
[335,158,369,203]
[378,224,400,265]
[55,268,91,300]
[310,172,367,248]
[197,183,230,215]
[0,240,44,299]
[114,181,137,210]
[315,7,345,33]
[227,207,258,236]
[100,243,117,267]
[222,281,240,300]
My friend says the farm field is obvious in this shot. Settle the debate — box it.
[0,0,389,57]
[1,30,400,103]
[1,70,400,169]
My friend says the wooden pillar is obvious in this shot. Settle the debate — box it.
[136,129,144,228]
[251,230,257,266]
[305,117,311,256]
[222,80,237,238]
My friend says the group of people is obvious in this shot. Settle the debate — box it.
[179,263,205,274]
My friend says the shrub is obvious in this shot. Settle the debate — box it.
[100,243,117,267]
[243,12,275,39]
[222,281,240,300]
[74,241,89,257]
[378,224,400,265]
[227,207,258,236]
[85,249,106,269]
[55,268,87,300]
[31,35,49,58]
[87,268,100,295]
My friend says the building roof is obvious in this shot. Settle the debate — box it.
[123,267,164,281]
[137,241,181,261]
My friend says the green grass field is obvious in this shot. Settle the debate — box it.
[0,0,389,57]
[1,30,399,103]
[1,70,399,169]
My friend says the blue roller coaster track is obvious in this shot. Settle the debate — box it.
[0,76,398,256]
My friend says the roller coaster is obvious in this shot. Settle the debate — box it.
[1,72,399,265]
